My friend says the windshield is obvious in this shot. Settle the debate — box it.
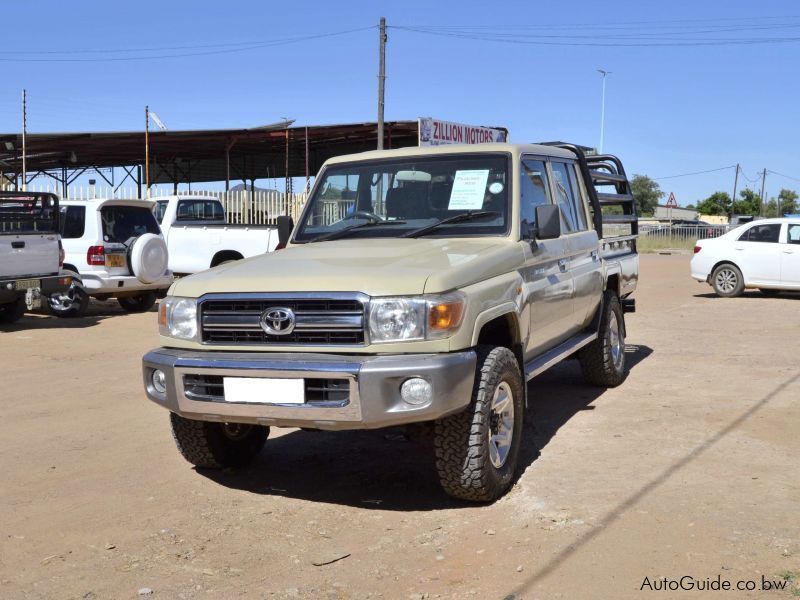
[294,153,510,242]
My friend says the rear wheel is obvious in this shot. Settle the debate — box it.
[433,346,524,502]
[170,413,269,468]
[0,298,26,324]
[579,292,627,387]
[117,292,157,313]
[48,279,89,318]
[711,263,744,298]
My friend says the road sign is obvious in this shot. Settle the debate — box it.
[666,192,678,208]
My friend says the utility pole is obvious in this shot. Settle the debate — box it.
[730,163,739,218]
[759,168,767,217]
[21,89,27,192]
[597,69,611,154]
[377,17,387,150]
[145,105,150,198]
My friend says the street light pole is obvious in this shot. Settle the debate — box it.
[597,69,611,154]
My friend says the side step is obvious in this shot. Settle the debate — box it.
[523,331,598,381]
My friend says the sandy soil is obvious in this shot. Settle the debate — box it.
[1,254,798,600]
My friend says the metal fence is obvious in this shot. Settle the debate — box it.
[23,184,308,225]
[639,223,729,241]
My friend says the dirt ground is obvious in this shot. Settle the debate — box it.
[2,254,799,600]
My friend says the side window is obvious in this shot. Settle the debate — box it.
[551,162,583,234]
[739,224,781,243]
[59,206,85,239]
[787,224,800,244]
[566,164,588,231]
[519,158,551,233]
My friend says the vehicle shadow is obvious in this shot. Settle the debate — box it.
[199,344,654,511]
[694,291,800,300]
[1,300,157,331]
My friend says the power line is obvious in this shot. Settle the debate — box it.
[766,169,800,183]
[0,27,373,63]
[654,166,736,180]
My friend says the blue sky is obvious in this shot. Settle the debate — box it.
[1,0,799,205]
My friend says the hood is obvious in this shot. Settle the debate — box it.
[171,237,523,298]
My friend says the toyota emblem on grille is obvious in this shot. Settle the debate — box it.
[260,307,296,335]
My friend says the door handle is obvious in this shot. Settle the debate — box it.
[11,241,25,249]
[558,258,568,271]
[783,249,794,254]
[733,246,744,251]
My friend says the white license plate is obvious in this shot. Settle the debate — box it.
[15,278,40,290]
[222,377,305,405]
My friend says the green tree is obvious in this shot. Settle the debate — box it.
[630,174,663,217]
[777,188,798,215]
[733,189,761,216]
[694,191,731,216]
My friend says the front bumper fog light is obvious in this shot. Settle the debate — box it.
[151,369,167,394]
[400,377,432,406]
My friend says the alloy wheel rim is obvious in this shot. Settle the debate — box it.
[609,311,623,369]
[488,381,515,469]
[716,269,737,293]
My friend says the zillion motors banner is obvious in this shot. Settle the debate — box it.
[418,117,508,146]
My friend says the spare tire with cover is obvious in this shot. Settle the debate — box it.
[129,233,168,284]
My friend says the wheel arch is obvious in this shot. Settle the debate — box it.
[210,250,244,268]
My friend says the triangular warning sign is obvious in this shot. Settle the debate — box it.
[666,192,678,208]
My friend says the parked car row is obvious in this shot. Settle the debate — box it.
[1,193,280,324]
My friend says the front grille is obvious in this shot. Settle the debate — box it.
[183,374,350,404]
[200,297,365,345]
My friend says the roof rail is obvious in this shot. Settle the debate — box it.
[539,143,638,237]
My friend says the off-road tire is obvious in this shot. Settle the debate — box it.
[117,292,157,313]
[579,292,627,387]
[0,298,26,324]
[711,263,744,298]
[169,413,268,469]
[434,345,524,502]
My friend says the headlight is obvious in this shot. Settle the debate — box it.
[158,296,198,341]
[368,292,465,343]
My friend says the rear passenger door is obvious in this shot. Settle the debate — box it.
[519,156,575,359]
[550,160,603,329]
[780,223,800,287]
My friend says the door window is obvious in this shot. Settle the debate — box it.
[738,224,781,243]
[59,206,86,239]
[787,224,800,244]
[175,200,224,221]
[551,162,586,233]
[519,158,552,234]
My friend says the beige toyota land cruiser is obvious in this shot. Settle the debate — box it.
[143,142,639,502]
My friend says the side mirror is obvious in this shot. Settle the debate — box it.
[276,215,294,249]
[535,204,561,240]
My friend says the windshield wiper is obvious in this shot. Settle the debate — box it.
[402,211,500,238]
[309,220,406,243]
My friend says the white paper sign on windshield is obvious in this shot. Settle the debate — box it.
[448,169,490,210]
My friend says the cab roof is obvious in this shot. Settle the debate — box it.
[324,142,577,166]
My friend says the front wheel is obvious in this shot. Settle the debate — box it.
[117,292,157,313]
[0,298,26,324]
[434,346,524,502]
[170,413,268,468]
[579,292,627,387]
[48,279,89,318]
[711,263,744,298]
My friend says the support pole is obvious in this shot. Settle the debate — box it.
[730,163,739,219]
[145,105,150,198]
[377,17,387,150]
[304,126,310,193]
[22,89,27,191]
[759,169,767,217]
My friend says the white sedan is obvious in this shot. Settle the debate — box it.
[691,217,800,297]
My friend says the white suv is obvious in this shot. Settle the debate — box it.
[49,198,173,317]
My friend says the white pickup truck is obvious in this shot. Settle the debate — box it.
[154,196,279,274]
[0,192,73,323]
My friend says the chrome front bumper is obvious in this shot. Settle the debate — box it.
[142,348,477,430]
